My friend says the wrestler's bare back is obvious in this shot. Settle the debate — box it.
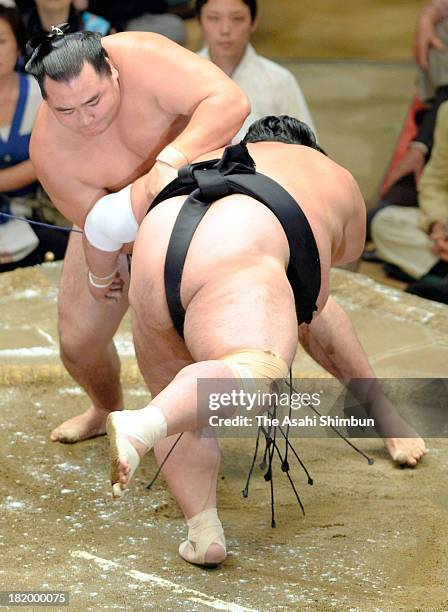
[130,142,365,363]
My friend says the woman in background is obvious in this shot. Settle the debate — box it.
[0,2,67,271]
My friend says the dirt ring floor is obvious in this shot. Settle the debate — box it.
[1,266,448,611]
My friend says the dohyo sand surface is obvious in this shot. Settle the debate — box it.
[1,264,448,611]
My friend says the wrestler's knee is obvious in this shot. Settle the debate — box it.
[58,303,114,364]
[59,326,100,365]
[174,350,290,394]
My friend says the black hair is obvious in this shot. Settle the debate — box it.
[0,5,27,54]
[196,0,257,22]
[242,115,327,155]
[25,26,111,99]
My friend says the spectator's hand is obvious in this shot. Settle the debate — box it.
[414,15,447,70]
[429,220,448,260]
[87,272,125,302]
[145,161,178,206]
[433,237,448,260]
[381,147,425,195]
[429,219,446,240]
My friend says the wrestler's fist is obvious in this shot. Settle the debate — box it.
[145,161,178,206]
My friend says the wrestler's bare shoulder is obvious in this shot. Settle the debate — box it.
[102,31,231,114]
[103,31,179,58]
[103,32,202,86]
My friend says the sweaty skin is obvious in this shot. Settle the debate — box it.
[29,31,250,443]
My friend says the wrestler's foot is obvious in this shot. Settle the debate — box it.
[106,411,148,499]
[179,541,227,569]
[179,508,227,568]
[384,436,427,467]
[50,406,120,443]
[369,398,427,467]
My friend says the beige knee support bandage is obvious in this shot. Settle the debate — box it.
[220,348,290,394]
[178,508,226,567]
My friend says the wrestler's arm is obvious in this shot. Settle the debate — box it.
[82,236,125,302]
[82,186,139,301]
[30,141,122,299]
[131,33,250,157]
[106,33,250,202]
[332,168,366,266]
[30,133,102,228]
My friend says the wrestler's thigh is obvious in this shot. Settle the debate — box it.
[183,262,298,366]
[58,231,130,345]
[132,316,193,396]
[129,216,193,394]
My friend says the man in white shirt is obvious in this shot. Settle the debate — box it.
[196,0,316,142]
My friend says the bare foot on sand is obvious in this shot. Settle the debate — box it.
[384,436,427,467]
[368,395,428,467]
[106,412,147,498]
[50,406,120,443]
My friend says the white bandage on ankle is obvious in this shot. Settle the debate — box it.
[178,508,226,566]
[84,184,138,252]
[118,405,168,450]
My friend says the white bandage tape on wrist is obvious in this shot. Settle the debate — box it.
[88,269,117,288]
[84,185,138,252]
[156,145,188,169]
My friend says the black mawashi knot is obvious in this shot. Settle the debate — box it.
[194,169,232,202]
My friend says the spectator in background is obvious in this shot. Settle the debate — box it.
[83,1,186,45]
[19,0,110,38]
[414,0,448,70]
[367,0,448,238]
[196,0,315,142]
[0,2,67,271]
[371,101,448,304]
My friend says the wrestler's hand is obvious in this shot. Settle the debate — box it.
[145,161,178,206]
[88,272,125,302]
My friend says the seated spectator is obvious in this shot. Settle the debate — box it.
[0,3,67,272]
[20,0,110,39]
[196,0,316,142]
[367,0,448,237]
[85,1,186,45]
[371,100,448,303]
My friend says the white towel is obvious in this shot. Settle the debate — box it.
[0,219,39,264]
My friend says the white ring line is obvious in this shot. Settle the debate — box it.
[36,327,57,346]
[71,551,260,612]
